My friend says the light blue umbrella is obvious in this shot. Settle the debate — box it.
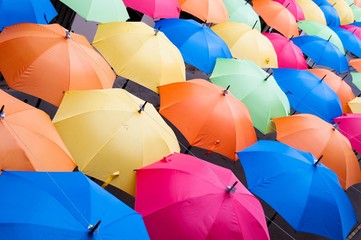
[0,171,150,240]
[154,18,232,74]
[237,140,357,240]
[272,68,342,123]
[312,0,340,26]
[0,0,57,31]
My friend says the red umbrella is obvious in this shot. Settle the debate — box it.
[334,113,361,155]
[135,152,270,240]
[123,0,180,19]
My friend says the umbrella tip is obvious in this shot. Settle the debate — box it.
[332,122,340,131]
[88,220,102,236]
[65,30,71,39]
[225,181,238,194]
[222,85,230,95]
[138,101,148,113]
[0,105,4,120]
[264,72,273,81]
[154,26,161,36]
[314,155,323,166]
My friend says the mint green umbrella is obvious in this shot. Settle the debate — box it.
[60,0,129,23]
[223,0,261,31]
[210,58,290,134]
[351,72,361,91]
[297,20,345,54]
[350,5,361,21]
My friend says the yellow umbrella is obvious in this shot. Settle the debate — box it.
[92,22,186,93]
[211,21,278,68]
[295,0,327,24]
[52,88,180,196]
[327,0,355,25]
[348,97,361,113]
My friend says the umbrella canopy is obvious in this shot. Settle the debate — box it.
[297,20,345,53]
[349,57,361,72]
[330,26,361,57]
[334,113,361,154]
[273,0,305,21]
[252,0,300,38]
[348,97,361,113]
[178,0,228,23]
[0,23,116,107]
[0,171,150,239]
[135,152,270,240]
[211,21,278,68]
[262,32,308,69]
[310,0,340,26]
[327,0,355,25]
[123,0,180,19]
[308,68,355,113]
[209,58,290,134]
[237,140,357,240]
[0,0,57,31]
[340,24,361,41]
[158,79,257,160]
[351,72,361,91]
[291,35,349,73]
[223,0,262,31]
[295,0,327,24]
[273,114,361,189]
[60,0,129,23]
[52,89,180,196]
[272,68,343,123]
[92,21,185,93]
[0,90,76,172]
[154,18,232,74]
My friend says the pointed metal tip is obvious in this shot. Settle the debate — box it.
[0,105,4,120]
[226,181,238,193]
[138,101,148,113]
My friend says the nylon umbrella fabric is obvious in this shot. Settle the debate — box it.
[123,0,180,19]
[330,26,361,57]
[0,23,116,107]
[327,0,355,25]
[273,113,361,189]
[262,32,308,69]
[0,171,150,239]
[92,21,185,93]
[273,0,305,21]
[60,0,129,23]
[52,89,180,196]
[211,21,278,68]
[209,58,290,134]
[348,97,361,113]
[159,79,257,160]
[312,0,340,26]
[295,0,327,24]
[0,89,76,172]
[349,57,361,72]
[135,152,270,240]
[351,72,361,91]
[237,140,357,240]
[178,0,229,23]
[340,24,361,41]
[0,0,57,31]
[291,35,349,73]
[272,68,343,123]
[154,18,232,74]
[334,113,361,154]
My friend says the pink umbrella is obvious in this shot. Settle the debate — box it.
[273,0,305,21]
[123,0,180,19]
[262,32,308,69]
[135,153,270,240]
[334,113,361,155]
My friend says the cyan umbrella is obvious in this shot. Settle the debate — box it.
[0,0,57,30]
[237,140,357,240]
[291,35,349,73]
[0,171,150,239]
[154,18,232,74]
[223,0,261,31]
[330,26,361,58]
[272,68,343,123]
[210,58,290,134]
[312,0,341,26]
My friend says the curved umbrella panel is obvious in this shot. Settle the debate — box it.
[273,0,306,21]
[327,0,355,25]
[237,140,357,240]
[123,0,180,19]
[296,0,327,24]
[0,0,58,30]
[312,0,341,26]
[330,26,361,58]
[178,0,229,23]
[351,72,361,92]
[334,113,361,154]
[349,97,361,113]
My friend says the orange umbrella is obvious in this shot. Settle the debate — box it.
[252,0,300,38]
[349,58,361,72]
[0,90,76,171]
[178,0,228,23]
[0,23,116,107]
[159,79,257,160]
[273,114,361,189]
[308,68,355,113]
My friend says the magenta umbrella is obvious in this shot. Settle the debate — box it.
[123,0,180,19]
[273,0,305,21]
[262,32,308,69]
[334,113,361,154]
[135,152,270,240]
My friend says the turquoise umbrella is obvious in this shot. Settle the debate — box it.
[223,0,261,31]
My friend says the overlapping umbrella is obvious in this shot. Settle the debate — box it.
[122,0,180,19]
[334,113,361,154]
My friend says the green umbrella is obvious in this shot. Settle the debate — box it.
[297,20,345,54]
[351,72,361,91]
[60,0,129,23]
[350,5,361,21]
[223,0,261,31]
[210,58,290,134]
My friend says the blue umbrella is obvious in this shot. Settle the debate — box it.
[0,171,150,240]
[0,0,57,31]
[312,0,340,27]
[154,18,232,74]
[291,35,349,73]
[330,26,361,58]
[272,68,342,123]
[237,140,357,240]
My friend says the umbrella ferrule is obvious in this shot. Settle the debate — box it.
[265,73,273,81]
[138,101,148,113]
[0,105,4,119]
[154,26,161,36]
[332,122,340,131]
[88,220,102,235]
[222,85,230,95]
[314,155,323,166]
[226,181,238,193]
[65,31,71,39]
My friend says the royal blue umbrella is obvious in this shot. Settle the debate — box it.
[330,26,361,58]
[154,18,232,74]
[237,140,357,240]
[312,0,340,27]
[0,0,57,31]
[0,171,150,240]
[291,35,349,73]
[272,68,342,123]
